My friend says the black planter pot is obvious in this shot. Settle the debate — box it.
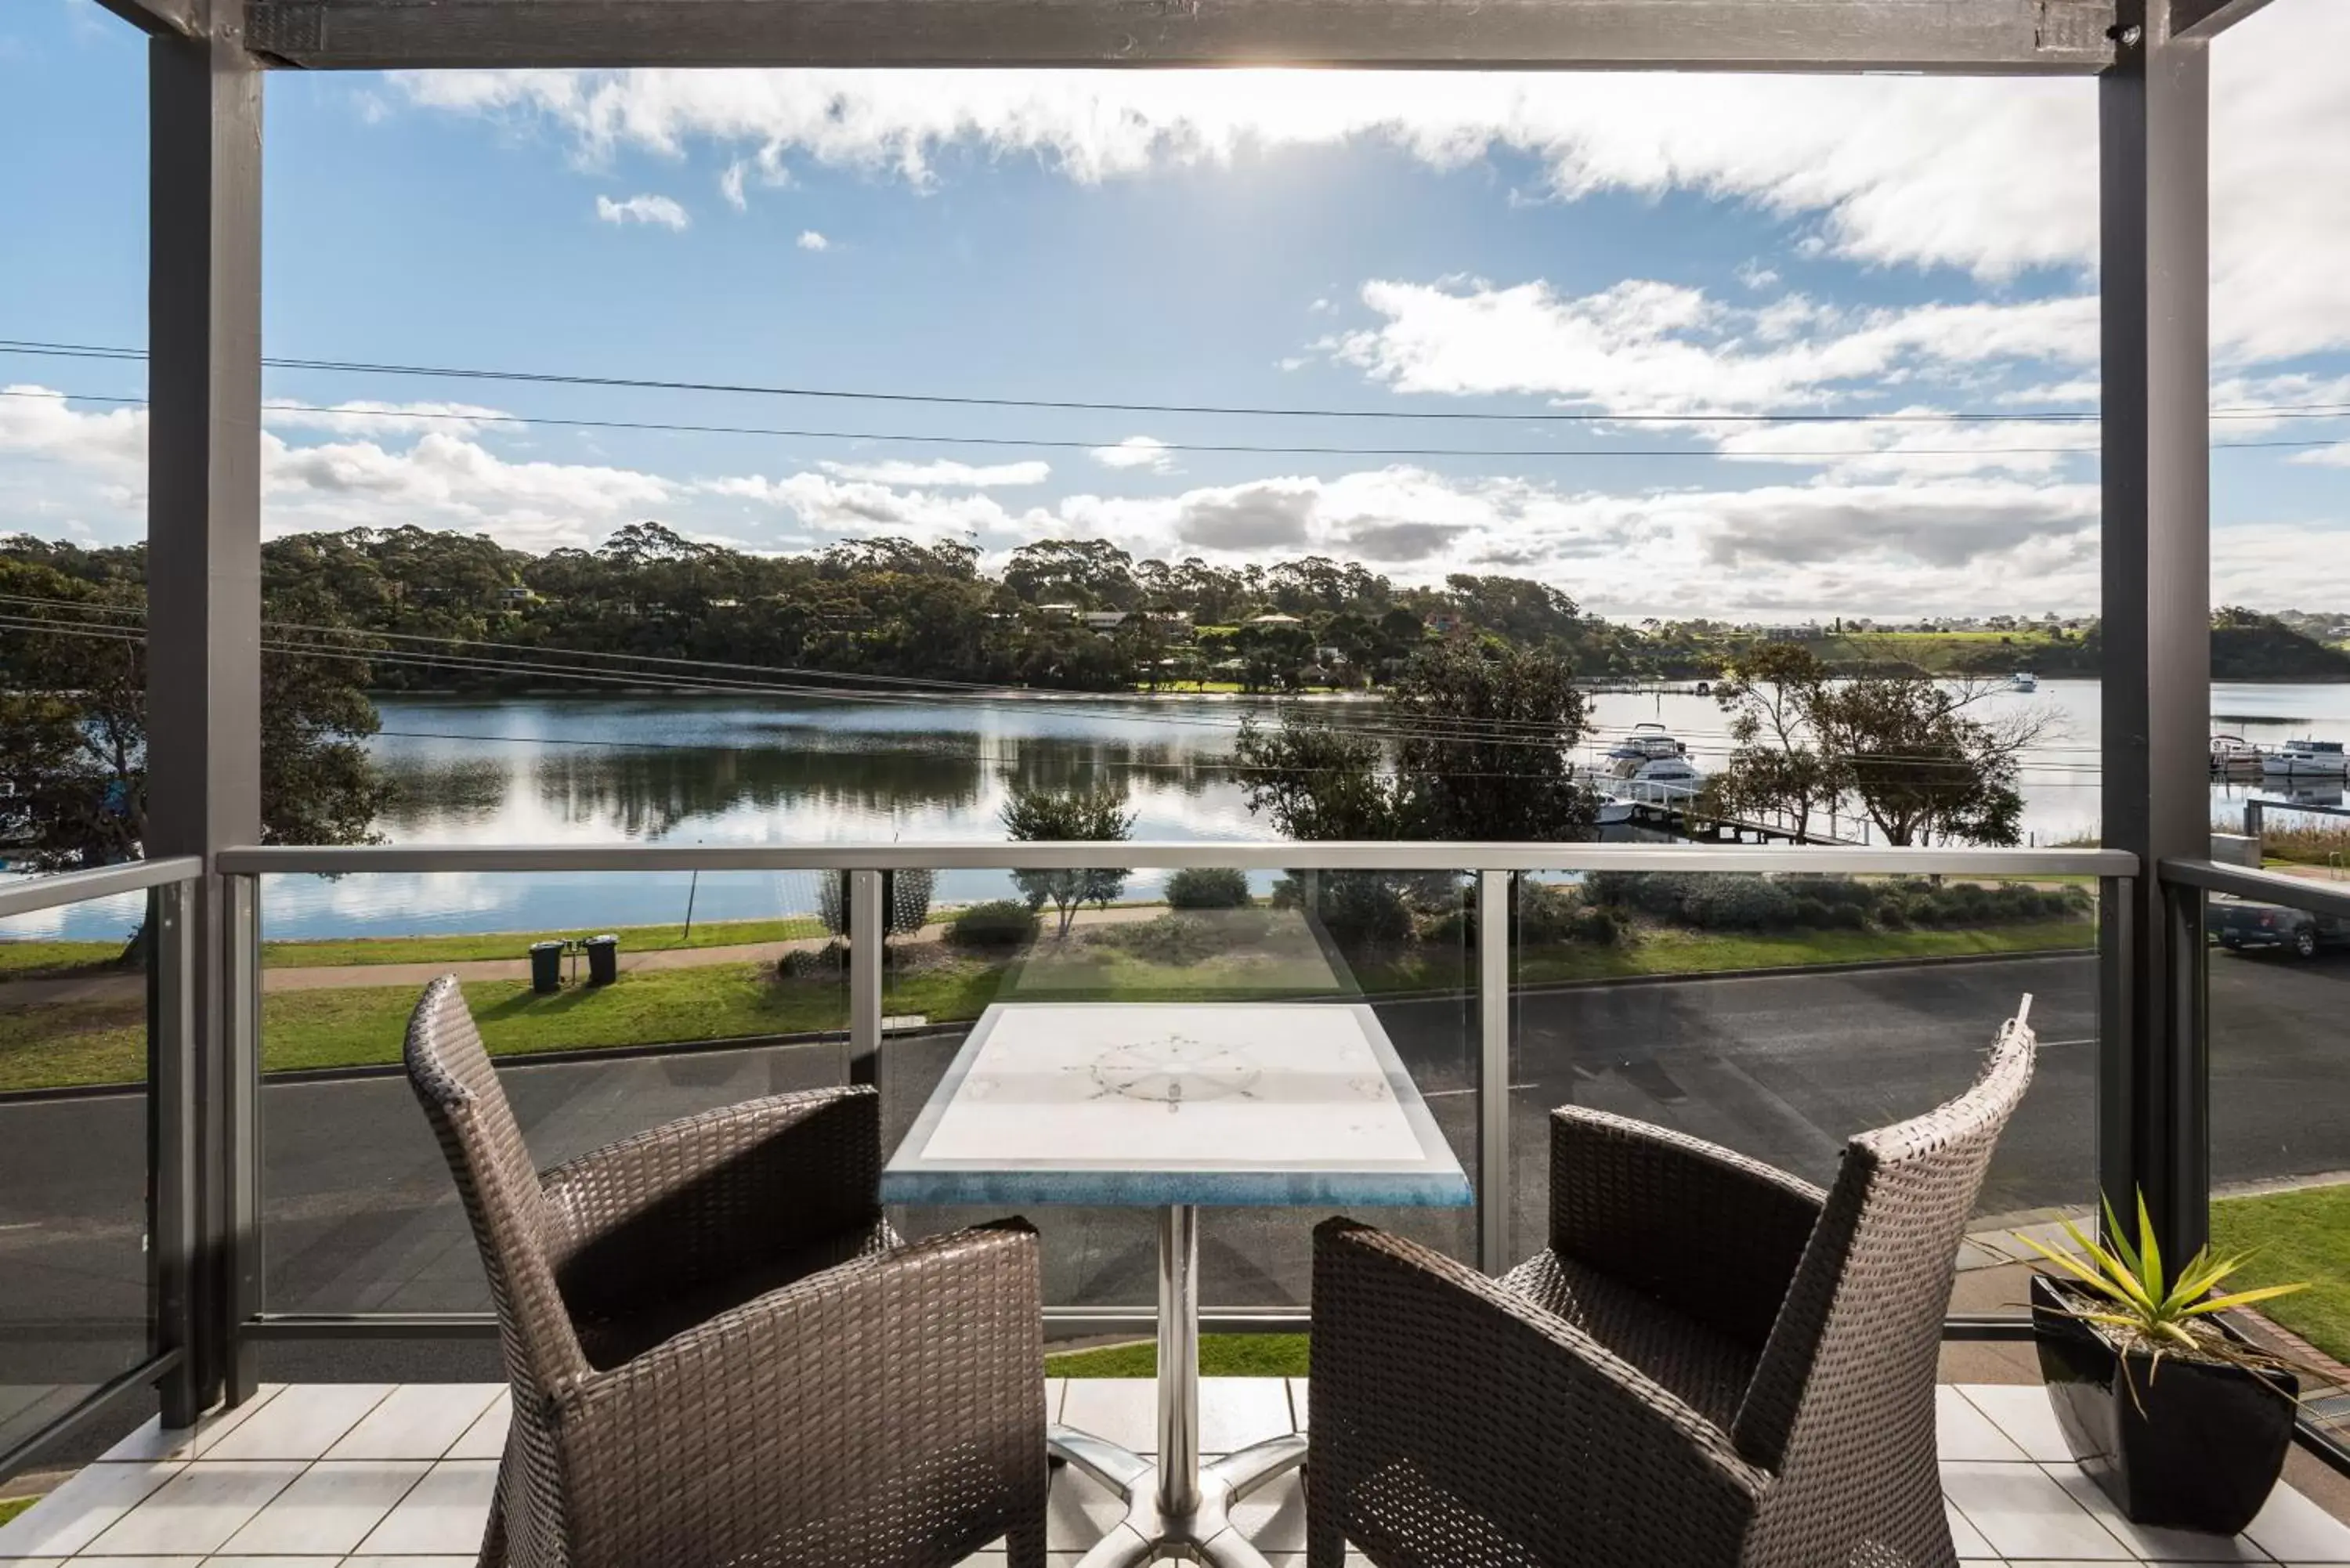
[2031,1274,2298,1534]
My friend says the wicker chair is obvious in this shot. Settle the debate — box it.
[1309,1005,2037,1568]
[403,974,1049,1568]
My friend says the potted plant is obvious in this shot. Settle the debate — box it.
[2021,1193,2308,1535]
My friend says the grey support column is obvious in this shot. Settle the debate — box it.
[147,11,265,1408]
[2099,0,2211,1260]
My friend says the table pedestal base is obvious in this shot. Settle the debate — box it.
[1049,1205,1307,1566]
[1050,1425,1307,1567]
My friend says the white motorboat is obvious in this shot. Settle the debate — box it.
[2263,739,2350,779]
[1604,722,1687,767]
[2210,734,2265,775]
[2011,671,2038,692]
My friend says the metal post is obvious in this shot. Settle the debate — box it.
[1477,869,1511,1272]
[222,873,262,1401]
[848,867,884,1087]
[150,880,201,1426]
[1155,1204,1201,1519]
[2245,798,2263,844]
[2100,0,2212,1262]
[146,13,264,1415]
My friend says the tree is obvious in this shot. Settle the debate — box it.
[1388,641,1596,842]
[0,561,391,876]
[998,786,1136,937]
[1705,643,1845,841]
[1233,642,1596,843]
[1802,675,2043,847]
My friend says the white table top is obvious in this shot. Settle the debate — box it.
[880,1002,1473,1208]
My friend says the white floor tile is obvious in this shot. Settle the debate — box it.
[78,1461,303,1557]
[1058,1380,1156,1455]
[1045,1465,1125,1552]
[215,1459,431,1555]
[352,1458,498,1556]
[1946,1499,1997,1559]
[1939,1385,2030,1462]
[1940,1459,2133,1561]
[1202,1378,1296,1455]
[1230,1468,1306,1553]
[204,1558,345,1567]
[0,1463,181,1559]
[324,1384,503,1461]
[2245,1482,2350,1563]
[339,1557,482,1568]
[1959,1383,2077,1464]
[96,1387,285,1464]
[2042,1461,2269,1562]
[443,1393,511,1461]
[200,1384,395,1461]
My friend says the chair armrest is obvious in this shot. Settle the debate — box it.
[1311,1219,1763,1566]
[539,1085,881,1318]
[555,1221,1045,1567]
[1550,1106,1824,1347]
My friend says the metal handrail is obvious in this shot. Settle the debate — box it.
[0,854,204,919]
[2160,856,2350,918]
[215,842,2135,876]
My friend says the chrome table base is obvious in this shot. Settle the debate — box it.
[1050,1205,1307,1566]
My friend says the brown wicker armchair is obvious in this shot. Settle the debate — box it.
[1309,1005,2037,1568]
[403,974,1048,1568]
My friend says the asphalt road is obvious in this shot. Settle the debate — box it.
[3,945,2345,1453]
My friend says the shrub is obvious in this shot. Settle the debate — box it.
[1514,879,1582,944]
[1166,867,1253,910]
[1315,873,1413,945]
[1567,905,1620,945]
[945,899,1039,949]
[776,945,842,979]
[1790,895,1833,929]
[1089,910,1271,965]
[1682,877,1799,931]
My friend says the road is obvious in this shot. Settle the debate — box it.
[3,946,2345,1439]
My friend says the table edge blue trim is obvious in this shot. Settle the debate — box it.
[882,1169,1476,1209]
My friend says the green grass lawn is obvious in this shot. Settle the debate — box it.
[260,915,830,969]
[1047,1334,1309,1378]
[0,913,2095,1093]
[2209,1183,2350,1366]
[0,1497,34,1527]
[0,938,132,981]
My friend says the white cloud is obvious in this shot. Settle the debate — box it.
[595,192,690,229]
[1090,435,1175,472]
[718,161,748,210]
[1332,277,2099,415]
[262,399,515,438]
[399,5,2350,359]
[796,229,830,251]
[703,470,1050,544]
[817,457,1049,486]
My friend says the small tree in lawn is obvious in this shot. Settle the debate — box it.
[1802,674,2046,847]
[1705,642,1846,841]
[1000,786,1136,938]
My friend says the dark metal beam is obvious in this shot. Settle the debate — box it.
[147,23,265,1414]
[2099,0,2211,1263]
[2173,0,2276,40]
[91,0,202,38]
[244,0,2114,72]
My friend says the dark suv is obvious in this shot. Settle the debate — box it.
[2211,894,2350,959]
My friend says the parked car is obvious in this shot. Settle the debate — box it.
[2211,894,2350,959]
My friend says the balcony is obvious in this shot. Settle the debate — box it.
[6,841,2350,1564]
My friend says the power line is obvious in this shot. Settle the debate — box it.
[9,386,2348,465]
[4,334,2348,427]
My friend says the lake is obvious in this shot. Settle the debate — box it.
[9,679,2350,941]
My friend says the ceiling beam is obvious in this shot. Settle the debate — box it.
[244,0,2115,73]
[2171,0,2275,40]
[92,0,202,38]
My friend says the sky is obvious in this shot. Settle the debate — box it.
[2,0,2348,621]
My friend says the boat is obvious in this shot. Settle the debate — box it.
[2011,671,2038,692]
[1604,722,1687,767]
[2210,734,2265,775]
[2263,739,2350,779]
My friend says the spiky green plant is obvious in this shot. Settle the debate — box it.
[2018,1190,2308,1360]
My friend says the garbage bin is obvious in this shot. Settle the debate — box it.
[529,940,565,995]
[585,933,619,986]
